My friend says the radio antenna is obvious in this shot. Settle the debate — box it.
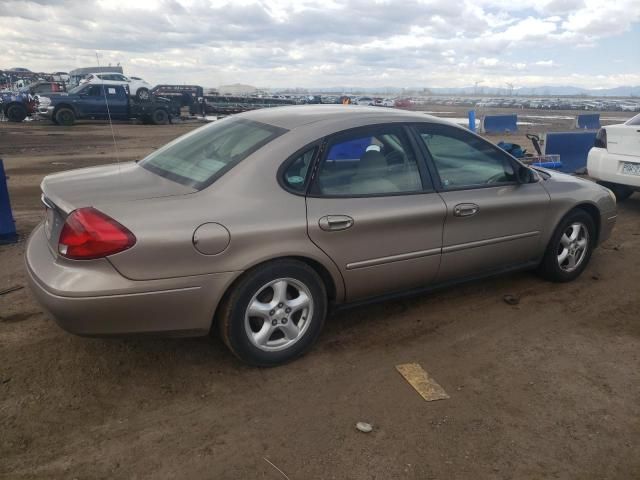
[95,52,121,171]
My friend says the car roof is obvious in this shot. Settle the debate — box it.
[236,105,453,130]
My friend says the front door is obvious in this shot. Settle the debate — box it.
[305,124,446,301]
[412,123,550,282]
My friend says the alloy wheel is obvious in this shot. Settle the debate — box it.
[244,278,314,352]
[557,222,589,272]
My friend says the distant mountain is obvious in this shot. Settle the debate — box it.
[295,85,640,97]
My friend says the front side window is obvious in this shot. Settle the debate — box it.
[86,85,104,96]
[415,124,516,189]
[314,126,423,196]
[139,118,286,189]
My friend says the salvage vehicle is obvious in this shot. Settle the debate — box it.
[0,91,36,122]
[41,84,177,126]
[587,113,640,201]
[79,72,152,100]
[19,81,66,96]
[26,106,617,366]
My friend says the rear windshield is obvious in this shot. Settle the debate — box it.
[625,113,640,126]
[139,117,286,189]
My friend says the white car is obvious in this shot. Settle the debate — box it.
[356,96,374,106]
[587,113,640,201]
[79,72,152,100]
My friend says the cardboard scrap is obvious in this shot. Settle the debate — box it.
[396,363,449,401]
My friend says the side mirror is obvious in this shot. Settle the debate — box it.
[517,165,533,184]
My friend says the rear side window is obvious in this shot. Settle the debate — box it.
[283,147,317,192]
[415,124,516,189]
[314,126,424,196]
[139,118,286,189]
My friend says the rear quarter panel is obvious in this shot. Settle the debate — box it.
[100,131,347,301]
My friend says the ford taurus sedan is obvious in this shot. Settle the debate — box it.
[26,106,617,366]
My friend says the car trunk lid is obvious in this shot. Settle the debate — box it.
[40,161,196,253]
[606,124,640,157]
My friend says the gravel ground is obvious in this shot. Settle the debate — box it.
[1,111,639,479]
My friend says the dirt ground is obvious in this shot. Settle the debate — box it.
[1,110,639,479]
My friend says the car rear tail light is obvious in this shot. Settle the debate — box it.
[58,207,136,260]
[594,128,607,148]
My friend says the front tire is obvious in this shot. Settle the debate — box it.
[54,107,75,126]
[218,259,327,366]
[6,104,27,122]
[537,209,595,282]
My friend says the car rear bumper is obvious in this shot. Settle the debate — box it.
[587,147,640,188]
[25,223,238,337]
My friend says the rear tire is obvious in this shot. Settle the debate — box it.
[6,104,27,122]
[597,181,634,202]
[136,88,150,101]
[537,209,595,282]
[54,107,75,126]
[151,108,169,125]
[217,259,327,367]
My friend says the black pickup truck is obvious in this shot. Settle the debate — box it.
[41,84,178,126]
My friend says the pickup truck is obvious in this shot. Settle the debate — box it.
[40,83,178,126]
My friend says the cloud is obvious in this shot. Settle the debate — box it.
[0,0,638,89]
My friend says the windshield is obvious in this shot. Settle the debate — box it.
[139,117,286,189]
[68,84,86,94]
[625,113,640,126]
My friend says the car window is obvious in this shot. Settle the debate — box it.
[625,114,640,126]
[283,147,317,192]
[139,117,286,189]
[314,126,423,196]
[416,124,516,189]
[86,85,104,96]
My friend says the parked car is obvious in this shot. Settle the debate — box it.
[40,83,177,125]
[587,113,640,201]
[0,91,36,122]
[355,96,374,106]
[18,81,66,96]
[79,72,152,100]
[26,106,617,366]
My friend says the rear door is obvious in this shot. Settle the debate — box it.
[412,123,550,282]
[304,124,446,301]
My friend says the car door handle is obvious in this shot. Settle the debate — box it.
[453,203,480,217]
[319,215,354,231]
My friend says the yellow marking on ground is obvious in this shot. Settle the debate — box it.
[396,363,449,401]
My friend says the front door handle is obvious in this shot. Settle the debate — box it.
[319,215,354,231]
[453,203,480,217]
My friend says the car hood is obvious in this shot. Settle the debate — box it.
[42,162,196,214]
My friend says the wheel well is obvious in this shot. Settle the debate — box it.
[210,256,338,333]
[574,203,601,243]
[289,256,337,301]
[53,104,75,115]
[5,101,26,111]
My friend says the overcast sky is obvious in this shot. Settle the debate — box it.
[1,0,639,90]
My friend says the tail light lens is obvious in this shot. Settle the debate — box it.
[594,128,607,148]
[58,207,136,260]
